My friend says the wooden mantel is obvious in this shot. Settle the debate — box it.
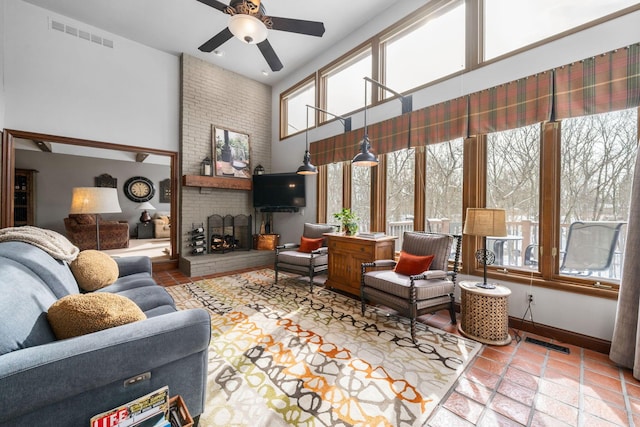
[182,175,252,191]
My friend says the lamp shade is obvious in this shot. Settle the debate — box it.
[69,187,122,214]
[463,208,507,237]
[137,202,156,211]
[228,14,268,44]
[352,135,378,166]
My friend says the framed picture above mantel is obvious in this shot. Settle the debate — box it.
[212,125,250,179]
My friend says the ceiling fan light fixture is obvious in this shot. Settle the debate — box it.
[228,14,268,44]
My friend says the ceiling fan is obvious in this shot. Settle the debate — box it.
[196,0,325,72]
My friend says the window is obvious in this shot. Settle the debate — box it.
[351,166,371,233]
[486,125,541,270]
[322,48,372,118]
[281,78,315,138]
[559,109,637,283]
[386,149,415,250]
[326,162,344,225]
[425,140,464,235]
[484,0,639,60]
[383,1,465,94]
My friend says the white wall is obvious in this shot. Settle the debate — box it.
[270,8,640,341]
[4,0,179,151]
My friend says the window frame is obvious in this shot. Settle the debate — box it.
[279,73,317,140]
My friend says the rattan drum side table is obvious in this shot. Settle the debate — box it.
[458,281,512,346]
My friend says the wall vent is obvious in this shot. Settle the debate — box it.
[51,20,65,32]
[49,18,115,49]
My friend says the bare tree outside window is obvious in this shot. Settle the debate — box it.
[326,163,343,226]
[386,149,415,249]
[425,140,464,235]
[487,125,540,269]
[559,108,637,282]
[351,166,371,233]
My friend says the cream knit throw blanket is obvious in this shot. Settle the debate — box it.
[0,226,80,262]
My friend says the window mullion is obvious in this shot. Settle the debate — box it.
[539,121,561,279]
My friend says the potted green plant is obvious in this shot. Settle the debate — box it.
[333,208,359,235]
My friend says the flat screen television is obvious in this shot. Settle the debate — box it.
[252,173,306,209]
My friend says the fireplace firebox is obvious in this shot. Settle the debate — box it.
[207,214,252,253]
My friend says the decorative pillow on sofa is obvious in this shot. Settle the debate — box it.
[299,236,324,253]
[70,250,119,291]
[47,293,146,339]
[394,251,435,276]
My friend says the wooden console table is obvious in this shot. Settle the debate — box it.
[324,233,396,296]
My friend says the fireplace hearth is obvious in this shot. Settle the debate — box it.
[207,214,252,253]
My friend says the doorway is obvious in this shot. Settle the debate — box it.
[1,129,179,263]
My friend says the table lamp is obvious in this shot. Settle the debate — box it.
[137,201,156,223]
[69,187,122,251]
[463,208,507,289]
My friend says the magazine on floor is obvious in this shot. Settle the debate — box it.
[90,386,170,427]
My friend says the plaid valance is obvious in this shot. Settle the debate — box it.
[410,97,468,146]
[555,44,640,119]
[468,72,553,135]
[310,128,364,165]
[308,44,639,166]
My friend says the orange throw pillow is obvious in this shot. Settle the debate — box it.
[394,251,435,276]
[299,236,324,253]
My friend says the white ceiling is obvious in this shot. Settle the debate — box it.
[22,0,407,85]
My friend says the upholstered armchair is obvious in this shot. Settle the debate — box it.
[361,231,461,342]
[274,223,338,291]
[153,213,171,238]
[64,214,129,250]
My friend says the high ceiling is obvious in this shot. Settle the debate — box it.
[23,0,407,85]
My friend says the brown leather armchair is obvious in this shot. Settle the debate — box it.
[64,214,129,250]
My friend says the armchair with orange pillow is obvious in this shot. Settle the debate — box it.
[274,223,338,292]
[64,214,129,250]
[152,213,171,239]
[360,231,461,342]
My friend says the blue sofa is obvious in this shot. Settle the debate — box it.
[0,241,210,426]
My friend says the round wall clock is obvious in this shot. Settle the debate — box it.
[123,176,155,202]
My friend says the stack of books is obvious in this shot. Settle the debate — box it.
[358,232,386,239]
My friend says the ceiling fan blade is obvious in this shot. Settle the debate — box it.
[257,39,283,72]
[198,27,234,52]
[268,16,325,37]
[196,0,229,12]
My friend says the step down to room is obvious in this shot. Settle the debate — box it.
[525,337,570,354]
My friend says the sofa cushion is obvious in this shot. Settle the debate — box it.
[47,293,146,339]
[0,258,58,355]
[70,250,119,291]
[0,241,79,298]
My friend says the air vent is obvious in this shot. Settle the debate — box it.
[51,20,64,32]
[49,18,114,49]
[65,25,77,36]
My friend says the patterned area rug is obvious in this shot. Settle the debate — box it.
[166,269,481,426]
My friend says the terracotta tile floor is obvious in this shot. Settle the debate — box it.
[154,268,640,427]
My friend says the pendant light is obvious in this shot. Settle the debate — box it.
[352,78,378,166]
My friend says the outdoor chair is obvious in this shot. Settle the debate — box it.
[274,223,338,291]
[560,221,626,276]
[361,231,461,343]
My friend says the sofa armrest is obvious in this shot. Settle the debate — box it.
[0,308,211,424]
[115,256,152,277]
